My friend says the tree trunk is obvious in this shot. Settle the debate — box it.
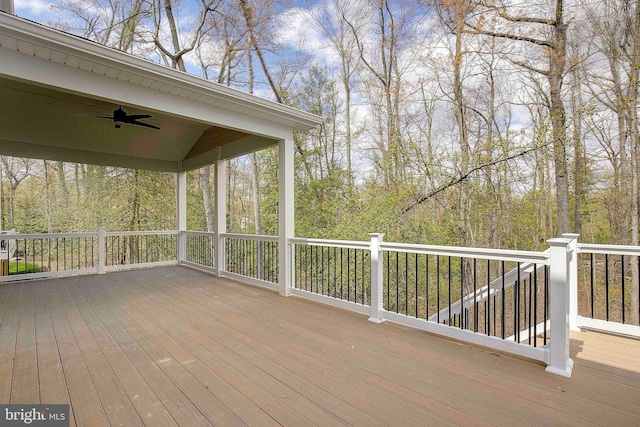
[200,166,215,232]
[548,5,570,235]
[628,0,640,324]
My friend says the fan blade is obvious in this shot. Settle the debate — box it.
[73,114,113,120]
[130,120,160,130]
[88,104,113,115]
[127,114,152,120]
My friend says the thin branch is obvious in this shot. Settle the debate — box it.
[465,26,554,49]
[402,142,552,213]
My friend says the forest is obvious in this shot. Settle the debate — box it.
[3,0,639,252]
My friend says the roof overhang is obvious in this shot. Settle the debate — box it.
[0,12,323,172]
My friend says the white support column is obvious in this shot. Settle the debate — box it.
[176,171,187,264]
[563,233,581,332]
[214,159,227,277]
[369,233,385,323]
[97,227,106,274]
[278,136,295,296]
[546,237,574,377]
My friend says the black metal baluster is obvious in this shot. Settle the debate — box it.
[486,260,491,335]
[516,262,521,342]
[321,246,325,295]
[386,251,390,310]
[448,256,452,325]
[437,255,441,323]
[533,264,538,347]
[460,257,464,329]
[605,254,610,321]
[405,252,409,316]
[340,248,344,299]
[622,254,626,324]
[395,252,399,313]
[415,253,418,318]
[473,258,478,332]
[501,261,505,339]
[425,254,429,319]
[347,248,350,301]
[362,250,366,305]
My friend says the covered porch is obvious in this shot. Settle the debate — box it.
[2,266,639,426]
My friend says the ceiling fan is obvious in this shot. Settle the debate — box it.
[80,105,160,130]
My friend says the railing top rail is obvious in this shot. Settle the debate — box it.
[183,231,216,237]
[4,232,98,239]
[221,233,279,242]
[289,237,370,250]
[104,230,179,237]
[381,242,550,264]
[578,243,640,256]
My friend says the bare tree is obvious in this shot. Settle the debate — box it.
[468,0,571,234]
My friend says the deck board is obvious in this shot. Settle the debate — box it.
[11,283,40,404]
[1,266,639,426]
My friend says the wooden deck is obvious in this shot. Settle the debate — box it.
[1,266,639,426]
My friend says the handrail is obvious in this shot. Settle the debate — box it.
[3,232,98,239]
[381,242,549,264]
[578,243,640,256]
[183,230,216,237]
[289,237,370,250]
[222,233,278,242]
[105,230,178,237]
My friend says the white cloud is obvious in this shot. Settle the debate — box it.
[15,0,53,17]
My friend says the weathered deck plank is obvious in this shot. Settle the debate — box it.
[1,266,639,426]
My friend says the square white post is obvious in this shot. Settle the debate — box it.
[562,233,581,332]
[369,233,385,323]
[97,227,106,274]
[214,159,227,277]
[176,171,187,264]
[546,237,574,377]
[278,136,294,297]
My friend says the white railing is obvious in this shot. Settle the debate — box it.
[0,229,179,281]
[576,242,640,337]
[0,231,99,281]
[182,231,216,272]
[104,230,178,272]
[9,228,628,378]
[221,232,279,291]
[290,237,372,315]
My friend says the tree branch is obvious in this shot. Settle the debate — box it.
[402,142,552,213]
[465,26,554,49]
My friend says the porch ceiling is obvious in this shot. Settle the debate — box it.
[0,13,322,172]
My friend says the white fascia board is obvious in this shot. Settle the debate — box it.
[0,13,324,132]
[0,47,294,140]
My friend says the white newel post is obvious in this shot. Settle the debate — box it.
[214,159,227,277]
[177,171,187,264]
[97,227,106,274]
[369,233,385,323]
[546,237,574,377]
[278,137,295,297]
[563,233,581,332]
